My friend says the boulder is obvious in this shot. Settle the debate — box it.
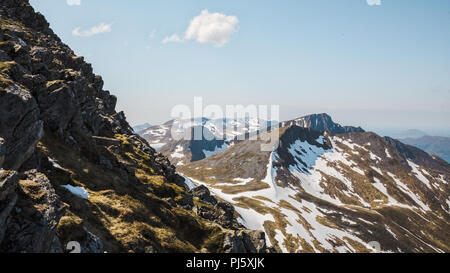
[190,185,217,206]
[223,230,270,253]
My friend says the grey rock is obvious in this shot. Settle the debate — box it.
[99,156,113,170]
[0,84,44,171]
[0,170,66,253]
[37,82,79,136]
[0,170,19,244]
[190,185,217,206]
[80,228,103,253]
[0,170,18,200]
[0,50,11,62]
[223,230,269,254]
[0,138,6,168]
[49,235,63,253]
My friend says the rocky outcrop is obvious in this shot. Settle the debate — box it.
[191,185,240,230]
[223,230,270,253]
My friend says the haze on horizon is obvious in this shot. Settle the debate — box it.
[30,0,450,136]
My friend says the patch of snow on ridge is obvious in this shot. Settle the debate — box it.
[171,145,184,158]
[287,138,328,170]
[371,166,383,175]
[385,148,392,158]
[149,142,166,151]
[233,177,253,183]
[61,185,90,199]
[183,177,196,190]
[386,172,430,212]
[143,128,167,137]
[48,157,63,169]
[407,160,432,189]
[371,177,404,206]
[288,136,364,205]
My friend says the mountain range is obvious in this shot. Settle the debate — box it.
[178,125,450,252]
[137,114,450,252]
[400,135,450,164]
[138,114,364,166]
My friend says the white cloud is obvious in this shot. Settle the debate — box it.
[67,0,81,6]
[162,34,183,44]
[163,9,239,47]
[366,0,382,6]
[72,22,112,37]
[149,29,157,39]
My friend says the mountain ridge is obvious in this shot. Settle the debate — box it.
[138,113,365,167]
[179,124,450,253]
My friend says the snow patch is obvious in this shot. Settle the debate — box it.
[171,145,184,158]
[61,185,90,199]
[48,157,63,169]
[407,160,432,189]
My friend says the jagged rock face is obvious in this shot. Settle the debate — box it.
[281,113,365,134]
[0,84,43,170]
[180,125,450,253]
[0,0,271,253]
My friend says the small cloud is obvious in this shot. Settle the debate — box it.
[72,22,112,37]
[366,0,381,6]
[162,34,183,44]
[163,9,239,47]
[67,0,81,6]
[149,29,156,39]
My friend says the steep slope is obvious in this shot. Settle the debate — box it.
[179,125,450,253]
[0,0,271,253]
[400,135,450,163]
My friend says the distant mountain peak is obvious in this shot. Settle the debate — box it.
[282,113,365,134]
[397,129,428,139]
[132,122,152,132]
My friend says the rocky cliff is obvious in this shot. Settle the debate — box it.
[0,0,272,253]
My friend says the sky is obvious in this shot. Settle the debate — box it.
[29,0,450,136]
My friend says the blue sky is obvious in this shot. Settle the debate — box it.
[29,0,450,136]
